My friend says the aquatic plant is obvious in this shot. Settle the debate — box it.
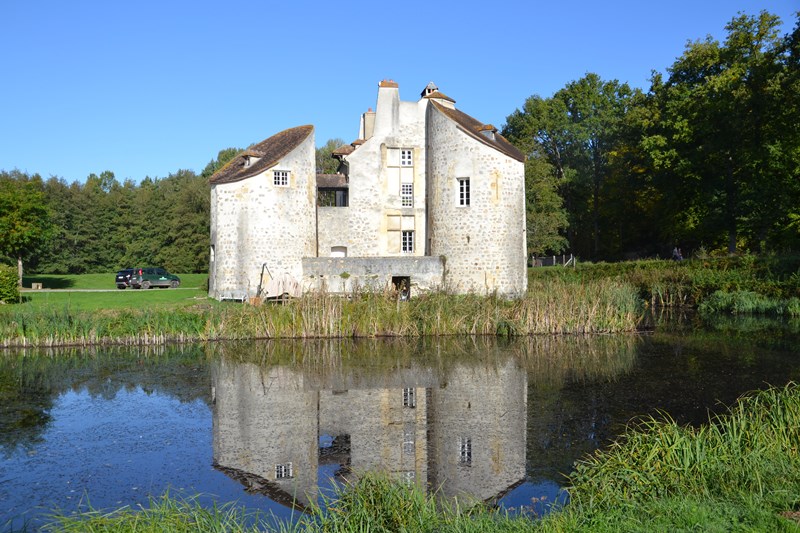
[698,290,800,316]
[49,493,270,532]
[567,383,800,516]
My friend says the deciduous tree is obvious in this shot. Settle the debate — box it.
[0,171,52,286]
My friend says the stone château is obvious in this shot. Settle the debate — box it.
[208,80,527,300]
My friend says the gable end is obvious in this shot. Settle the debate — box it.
[209,125,314,185]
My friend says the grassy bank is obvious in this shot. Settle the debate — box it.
[49,383,800,532]
[0,279,642,347]
[531,254,800,314]
[3,255,798,347]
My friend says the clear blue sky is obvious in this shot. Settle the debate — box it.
[1,1,797,184]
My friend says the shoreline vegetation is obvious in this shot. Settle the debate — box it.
[49,383,800,532]
[1,256,799,348]
[0,279,642,348]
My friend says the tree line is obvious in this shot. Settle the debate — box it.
[505,11,800,260]
[1,11,798,276]
[0,148,237,276]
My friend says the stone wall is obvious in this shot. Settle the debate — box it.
[302,256,444,294]
[209,82,528,301]
[426,105,527,296]
[209,132,317,299]
[333,83,428,258]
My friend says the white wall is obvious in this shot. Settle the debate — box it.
[210,131,317,299]
[426,105,528,296]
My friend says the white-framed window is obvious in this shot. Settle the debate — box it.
[400,149,413,166]
[401,183,413,207]
[403,387,416,408]
[458,178,470,206]
[275,462,293,479]
[459,437,472,466]
[273,170,289,187]
[401,230,414,254]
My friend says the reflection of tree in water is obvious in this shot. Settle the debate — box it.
[524,322,800,484]
[0,344,211,456]
[519,335,639,385]
[521,335,641,481]
[0,361,54,455]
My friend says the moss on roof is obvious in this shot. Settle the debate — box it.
[209,125,313,185]
[430,102,525,162]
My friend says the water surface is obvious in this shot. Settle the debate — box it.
[2,319,799,530]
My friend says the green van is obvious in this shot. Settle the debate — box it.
[131,267,181,289]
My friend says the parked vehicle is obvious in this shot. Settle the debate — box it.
[115,268,135,289]
[131,267,181,289]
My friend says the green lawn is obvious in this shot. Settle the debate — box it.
[22,273,208,290]
[13,273,214,311]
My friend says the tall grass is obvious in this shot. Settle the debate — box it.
[49,475,537,533]
[0,281,644,347]
[530,254,800,312]
[698,290,800,316]
[0,306,211,347]
[49,493,272,532]
[566,383,800,518]
[213,282,642,341]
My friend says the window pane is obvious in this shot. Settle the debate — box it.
[401,231,414,253]
[459,437,472,465]
[458,178,470,206]
[401,183,413,207]
[274,171,289,186]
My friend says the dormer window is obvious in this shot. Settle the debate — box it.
[420,81,438,97]
[244,156,251,168]
[478,125,497,142]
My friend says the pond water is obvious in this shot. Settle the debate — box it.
[2,316,799,530]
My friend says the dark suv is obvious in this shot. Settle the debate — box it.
[131,267,181,289]
[115,268,135,289]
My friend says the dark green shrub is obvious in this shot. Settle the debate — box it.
[0,264,19,304]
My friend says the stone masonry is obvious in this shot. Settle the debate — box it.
[208,81,527,299]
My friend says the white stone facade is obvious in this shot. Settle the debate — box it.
[209,126,316,300]
[209,81,527,300]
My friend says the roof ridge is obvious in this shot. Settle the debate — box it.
[209,125,313,185]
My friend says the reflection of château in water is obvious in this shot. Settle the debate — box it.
[211,343,527,510]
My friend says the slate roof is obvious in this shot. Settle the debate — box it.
[430,101,525,162]
[209,125,313,185]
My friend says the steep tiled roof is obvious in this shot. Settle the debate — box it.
[430,102,525,162]
[332,144,355,157]
[423,90,456,103]
[209,125,313,185]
